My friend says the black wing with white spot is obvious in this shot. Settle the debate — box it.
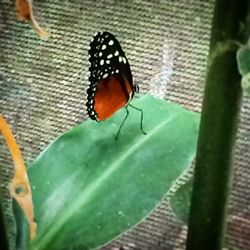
[86,31,133,120]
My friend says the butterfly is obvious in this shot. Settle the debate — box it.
[86,31,146,139]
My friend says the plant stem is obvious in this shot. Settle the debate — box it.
[0,192,10,250]
[186,1,249,250]
[0,115,36,241]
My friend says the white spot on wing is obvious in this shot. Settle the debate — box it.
[100,59,104,65]
[119,56,123,62]
[108,40,114,46]
[99,52,103,57]
[106,60,110,64]
[102,44,107,50]
[123,57,127,63]
[103,73,108,79]
[107,54,113,59]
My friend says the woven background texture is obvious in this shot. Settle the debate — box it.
[0,0,250,249]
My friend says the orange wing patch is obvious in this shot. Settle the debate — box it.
[94,75,132,120]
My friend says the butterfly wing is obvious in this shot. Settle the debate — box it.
[86,32,134,121]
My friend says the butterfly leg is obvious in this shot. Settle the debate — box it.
[115,107,130,140]
[128,104,147,135]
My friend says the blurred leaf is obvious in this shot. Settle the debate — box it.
[15,0,49,39]
[237,46,250,76]
[237,46,250,96]
[170,179,193,224]
[24,95,199,250]
[241,73,250,96]
[170,180,245,250]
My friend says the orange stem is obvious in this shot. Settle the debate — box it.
[0,116,26,177]
[0,115,36,240]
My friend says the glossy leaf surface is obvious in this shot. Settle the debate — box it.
[27,95,199,250]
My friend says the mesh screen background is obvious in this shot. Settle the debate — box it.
[0,0,250,249]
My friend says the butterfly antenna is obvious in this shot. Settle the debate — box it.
[115,107,130,140]
[128,104,147,135]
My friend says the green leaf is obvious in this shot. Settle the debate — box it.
[241,73,250,96]
[237,46,250,96]
[26,95,199,250]
[236,46,250,76]
[170,179,193,224]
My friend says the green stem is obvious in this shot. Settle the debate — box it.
[0,191,10,250]
[186,1,249,250]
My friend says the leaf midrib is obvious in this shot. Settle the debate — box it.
[35,114,178,249]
